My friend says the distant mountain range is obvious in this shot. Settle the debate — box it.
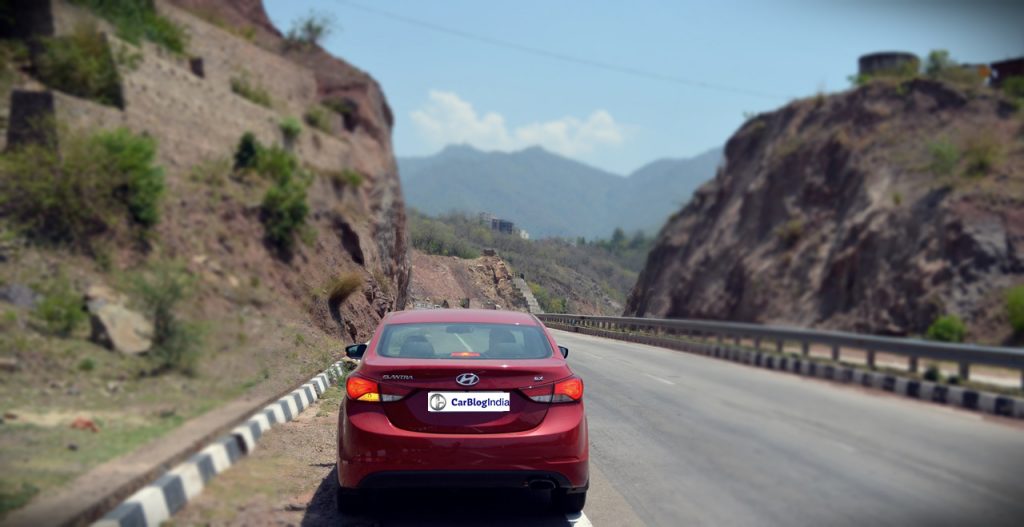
[397,144,722,239]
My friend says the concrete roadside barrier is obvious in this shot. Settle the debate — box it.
[91,361,348,527]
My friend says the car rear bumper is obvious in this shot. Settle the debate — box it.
[338,401,588,490]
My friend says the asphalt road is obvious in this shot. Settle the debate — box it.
[173,329,1024,526]
[555,329,1024,526]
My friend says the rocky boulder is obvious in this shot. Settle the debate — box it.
[86,285,153,355]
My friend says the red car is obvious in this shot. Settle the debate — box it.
[337,309,588,513]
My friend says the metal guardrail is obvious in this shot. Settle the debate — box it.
[537,314,1024,389]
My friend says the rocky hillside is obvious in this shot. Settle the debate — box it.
[625,78,1024,344]
[0,0,409,513]
[408,249,526,311]
[165,0,410,334]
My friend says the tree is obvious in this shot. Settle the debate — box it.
[925,50,956,77]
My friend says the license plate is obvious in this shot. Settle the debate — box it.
[427,391,510,412]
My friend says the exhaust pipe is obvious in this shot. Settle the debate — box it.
[528,479,557,491]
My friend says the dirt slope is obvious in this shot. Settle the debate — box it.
[408,249,526,311]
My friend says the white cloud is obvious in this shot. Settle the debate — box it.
[410,91,625,157]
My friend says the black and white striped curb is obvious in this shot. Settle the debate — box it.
[91,361,348,527]
[550,324,1024,420]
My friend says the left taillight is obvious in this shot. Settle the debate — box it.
[346,375,409,402]
[346,376,379,402]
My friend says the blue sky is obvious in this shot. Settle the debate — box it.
[265,1,1023,175]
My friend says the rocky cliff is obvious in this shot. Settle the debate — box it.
[625,79,1023,344]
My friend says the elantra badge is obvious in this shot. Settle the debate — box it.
[456,373,480,386]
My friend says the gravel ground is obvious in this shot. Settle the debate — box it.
[170,386,595,526]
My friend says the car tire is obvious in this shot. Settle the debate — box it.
[553,489,586,514]
[336,487,364,514]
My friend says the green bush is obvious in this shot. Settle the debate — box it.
[1003,77,1024,101]
[962,136,1002,178]
[528,282,567,313]
[94,128,165,227]
[774,219,804,248]
[924,50,982,86]
[133,263,202,376]
[233,132,262,170]
[78,357,96,371]
[304,106,332,133]
[70,0,188,54]
[926,315,966,343]
[279,117,302,143]
[0,126,164,249]
[261,170,309,255]
[927,139,959,176]
[33,273,86,337]
[922,364,941,382]
[410,214,480,259]
[256,145,299,182]
[230,73,272,108]
[327,167,364,188]
[323,98,354,116]
[284,10,335,50]
[35,23,123,107]
[1007,286,1024,334]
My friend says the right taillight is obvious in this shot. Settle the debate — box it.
[553,377,584,402]
[524,376,583,403]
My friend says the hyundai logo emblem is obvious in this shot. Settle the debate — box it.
[429,393,447,411]
[456,373,480,386]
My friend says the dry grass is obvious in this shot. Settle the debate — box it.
[327,273,363,307]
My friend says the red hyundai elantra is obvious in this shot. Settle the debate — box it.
[337,309,588,513]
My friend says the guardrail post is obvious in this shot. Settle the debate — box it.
[734,335,741,346]
[908,356,918,373]
[716,334,724,344]
[831,344,840,362]
[866,349,876,369]
[801,341,809,357]
[776,340,783,354]
[754,337,761,351]
[958,362,970,381]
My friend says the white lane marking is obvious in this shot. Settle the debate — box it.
[454,333,474,352]
[644,373,675,385]
[567,512,593,526]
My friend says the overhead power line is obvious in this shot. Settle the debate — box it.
[332,0,792,101]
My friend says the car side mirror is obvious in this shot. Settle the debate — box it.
[346,343,367,359]
[558,346,569,359]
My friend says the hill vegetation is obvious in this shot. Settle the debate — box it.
[410,210,652,314]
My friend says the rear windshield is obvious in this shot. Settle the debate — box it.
[377,322,553,360]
